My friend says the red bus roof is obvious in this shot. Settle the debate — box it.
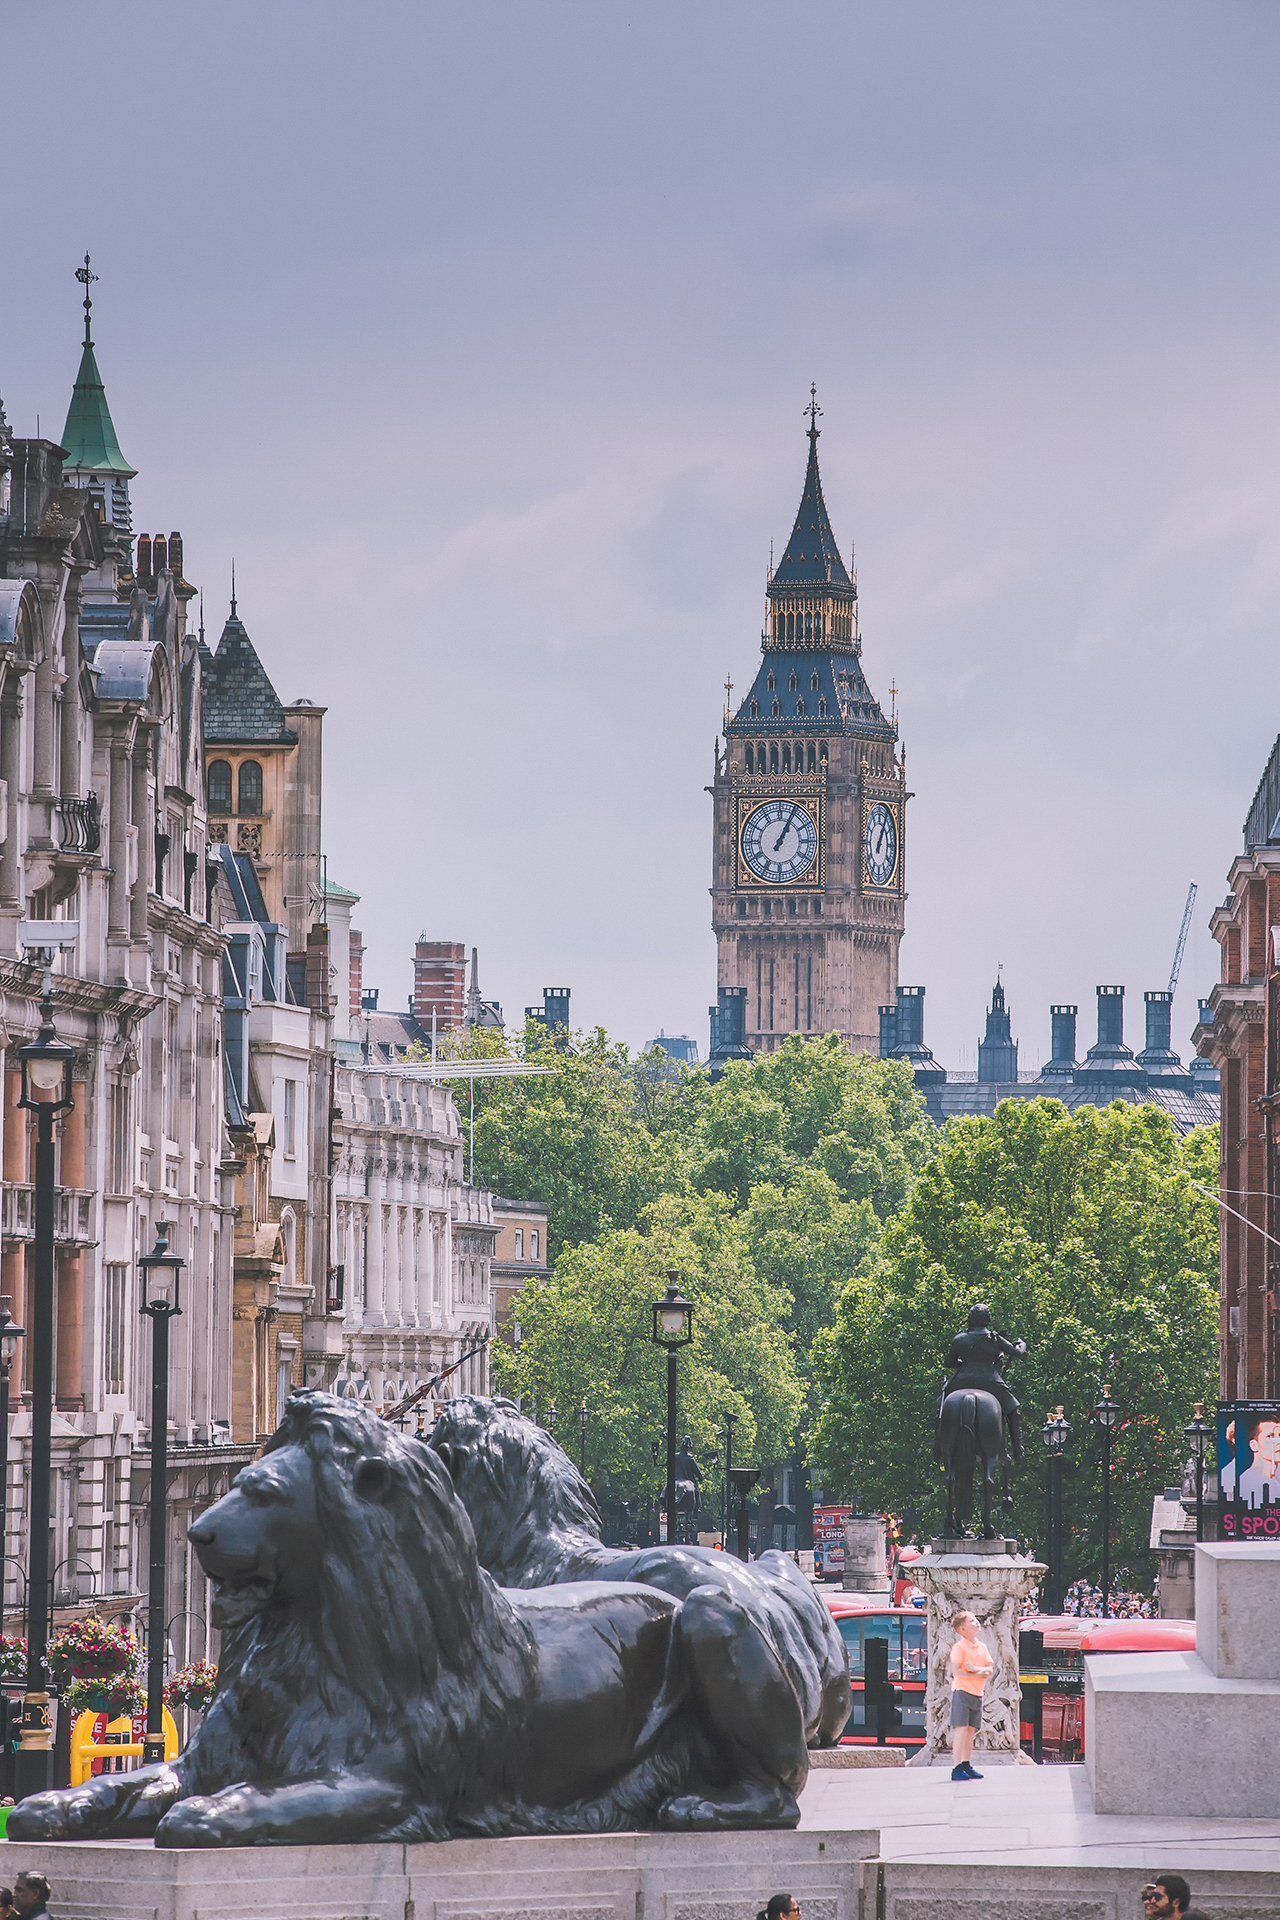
[824,1593,921,1618]
[1023,1613,1195,1653]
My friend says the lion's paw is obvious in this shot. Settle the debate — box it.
[659,1789,800,1831]
[9,1785,116,1842]
[155,1796,229,1848]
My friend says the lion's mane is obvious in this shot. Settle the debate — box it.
[431,1396,611,1586]
[184,1393,537,1839]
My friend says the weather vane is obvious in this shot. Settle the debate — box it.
[805,383,822,439]
[723,672,734,729]
[75,252,98,348]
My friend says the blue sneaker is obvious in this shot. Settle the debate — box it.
[963,1762,983,1779]
[951,1764,972,1781]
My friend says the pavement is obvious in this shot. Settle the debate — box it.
[797,1759,1280,1869]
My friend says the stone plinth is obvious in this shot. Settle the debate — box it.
[1197,1539,1280,1677]
[0,1825,880,1920]
[904,1545,1044,1767]
[841,1514,889,1593]
[1088,1540,1280,1815]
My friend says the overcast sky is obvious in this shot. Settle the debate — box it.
[4,2,1278,1067]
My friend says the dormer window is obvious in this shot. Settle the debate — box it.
[767,671,776,692]
[796,697,805,716]
[771,698,780,717]
[818,697,827,717]
[207,760,232,813]
[811,671,820,690]
[789,672,798,692]
[750,699,759,718]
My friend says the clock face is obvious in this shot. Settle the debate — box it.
[741,799,819,884]
[859,798,901,887]
[864,801,898,888]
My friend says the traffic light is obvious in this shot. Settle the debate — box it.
[863,1635,903,1746]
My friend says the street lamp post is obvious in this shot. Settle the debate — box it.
[139,1225,184,1765]
[727,1465,759,1562]
[1039,1406,1071,1614]
[14,988,76,1796]
[651,1273,693,1545]
[578,1400,588,1478]
[1091,1383,1124,1620]
[720,1410,738,1546]
[1184,1401,1213,1544]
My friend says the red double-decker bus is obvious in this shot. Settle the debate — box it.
[824,1593,928,1747]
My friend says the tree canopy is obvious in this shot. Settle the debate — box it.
[810,1097,1219,1585]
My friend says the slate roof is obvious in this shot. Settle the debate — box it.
[201,607,296,744]
[727,649,893,740]
[933,1077,1220,1138]
[770,426,852,590]
[60,341,135,477]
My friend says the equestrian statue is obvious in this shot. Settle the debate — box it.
[934,1304,1026,1539]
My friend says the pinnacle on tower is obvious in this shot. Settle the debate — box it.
[769,388,852,590]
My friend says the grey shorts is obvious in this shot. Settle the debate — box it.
[950,1689,984,1729]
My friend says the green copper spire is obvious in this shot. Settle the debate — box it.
[60,254,136,477]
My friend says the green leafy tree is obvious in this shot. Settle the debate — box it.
[811,1098,1219,1589]
[491,1190,802,1520]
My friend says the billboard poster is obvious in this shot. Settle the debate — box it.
[812,1505,851,1578]
[1218,1401,1280,1540]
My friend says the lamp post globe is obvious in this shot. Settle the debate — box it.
[139,1224,184,1765]
[14,997,76,1796]
[1090,1383,1124,1620]
[651,1273,693,1544]
[1039,1406,1071,1614]
[1184,1401,1213,1544]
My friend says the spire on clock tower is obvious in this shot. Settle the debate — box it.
[770,387,853,591]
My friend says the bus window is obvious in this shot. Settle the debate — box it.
[838,1615,902,1678]
[902,1615,927,1682]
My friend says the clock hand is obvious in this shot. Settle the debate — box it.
[771,804,801,854]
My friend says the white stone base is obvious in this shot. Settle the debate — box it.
[1087,1648,1280,1815]
[0,1825,879,1920]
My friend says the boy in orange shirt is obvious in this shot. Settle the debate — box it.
[948,1609,993,1780]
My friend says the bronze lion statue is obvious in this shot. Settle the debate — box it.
[430,1396,850,1752]
[11,1393,818,1847]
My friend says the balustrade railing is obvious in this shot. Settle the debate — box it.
[57,792,102,854]
[0,1185,95,1245]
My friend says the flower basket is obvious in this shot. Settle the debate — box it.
[0,1635,26,1683]
[65,1673,144,1721]
[48,1618,139,1692]
[166,1660,218,1715]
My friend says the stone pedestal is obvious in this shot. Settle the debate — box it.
[0,1825,880,1920]
[841,1514,889,1593]
[1088,1541,1280,1814]
[904,1543,1044,1767]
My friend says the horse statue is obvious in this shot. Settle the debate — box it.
[934,1305,1026,1539]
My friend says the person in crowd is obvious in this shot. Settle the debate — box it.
[0,1885,14,1919]
[1141,1874,1192,1917]
[757,1897,800,1920]
[10,1873,50,1919]
[948,1609,993,1781]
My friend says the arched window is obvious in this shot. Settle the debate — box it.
[811,671,820,690]
[796,697,805,716]
[771,698,780,717]
[769,744,779,772]
[767,671,776,692]
[207,760,232,813]
[280,1207,297,1279]
[807,742,816,771]
[745,744,754,773]
[818,697,827,718]
[238,760,263,815]
[749,699,759,718]
[789,671,798,692]
[782,744,791,773]
[820,740,829,762]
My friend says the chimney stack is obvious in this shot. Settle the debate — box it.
[878,1003,898,1058]
[153,533,168,575]
[1043,1004,1078,1075]
[1096,984,1125,1048]
[137,533,152,584]
[1143,990,1173,1055]
[168,530,183,578]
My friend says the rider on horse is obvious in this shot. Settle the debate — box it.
[940,1305,1027,1463]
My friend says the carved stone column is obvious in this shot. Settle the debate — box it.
[906,1543,1045,1767]
[32,611,56,800]
[0,686,23,909]
[60,583,82,799]
[130,729,152,942]
[107,736,131,941]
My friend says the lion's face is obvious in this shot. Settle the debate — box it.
[190,1444,328,1630]
[431,1397,524,1500]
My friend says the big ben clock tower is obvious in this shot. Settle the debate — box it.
[712,394,908,1054]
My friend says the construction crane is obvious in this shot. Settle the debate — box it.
[1168,882,1198,996]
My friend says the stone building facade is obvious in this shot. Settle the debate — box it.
[713,402,907,1054]
[0,302,246,1669]
[1195,734,1280,1400]
[331,1057,494,1416]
